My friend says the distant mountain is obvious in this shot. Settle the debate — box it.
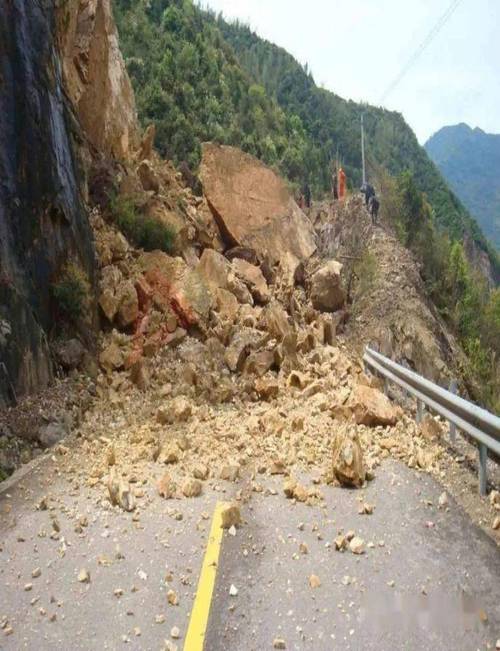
[425,124,500,249]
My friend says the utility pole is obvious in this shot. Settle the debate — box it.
[361,114,366,186]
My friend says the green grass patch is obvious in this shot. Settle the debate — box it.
[51,262,91,321]
[110,196,175,254]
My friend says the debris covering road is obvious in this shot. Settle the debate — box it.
[1,453,499,650]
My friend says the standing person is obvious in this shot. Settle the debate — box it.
[360,182,375,206]
[331,166,338,200]
[368,195,380,224]
[338,167,347,201]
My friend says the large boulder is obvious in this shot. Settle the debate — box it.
[199,144,316,267]
[332,428,365,488]
[348,385,399,427]
[310,261,345,312]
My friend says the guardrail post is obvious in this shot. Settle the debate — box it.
[478,444,488,496]
[416,399,424,424]
[449,379,458,443]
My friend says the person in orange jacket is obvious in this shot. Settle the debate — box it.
[338,167,347,201]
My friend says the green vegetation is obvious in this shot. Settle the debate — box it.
[51,263,91,321]
[426,124,500,250]
[110,195,175,253]
[113,0,306,177]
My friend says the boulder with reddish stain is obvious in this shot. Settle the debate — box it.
[138,251,212,328]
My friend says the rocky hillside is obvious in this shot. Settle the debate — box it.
[0,0,490,479]
[426,124,500,250]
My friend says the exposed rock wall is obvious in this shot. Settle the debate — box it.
[0,1,96,406]
[56,0,138,159]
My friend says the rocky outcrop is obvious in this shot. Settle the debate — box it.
[200,143,316,269]
[0,1,96,406]
[55,0,138,159]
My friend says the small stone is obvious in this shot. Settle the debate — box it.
[228,525,237,537]
[221,504,241,529]
[31,568,41,579]
[359,502,374,515]
[24,583,33,591]
[283,478,297,499]
[193,464,209,481]
[438,492,448,508]
[219,464,240,482]
[133,627,141,637]
[334,535,347,551]
[349,537,365,555]
[229,584,238,596]
[114,588,124,598]
[299,543,309,555]
[170,626,180,639]
[309,574,321,588]
[182,478,202,498]
[292,483,308,503]
[78,568,90,583]
[157,474,176,500]
[273,639,286,649]
[492,516,500,531]
[155,614,166,624]
[167,590,179,606]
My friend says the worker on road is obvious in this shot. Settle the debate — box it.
[360,182,375,206]
[338,167,346,201]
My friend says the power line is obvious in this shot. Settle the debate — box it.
[380,0,464,104]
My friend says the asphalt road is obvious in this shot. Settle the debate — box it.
[1,456,499,651]
[205,460,500,651]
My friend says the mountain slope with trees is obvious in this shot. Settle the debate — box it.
[425,123,500,250]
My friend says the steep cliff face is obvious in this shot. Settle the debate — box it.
[0,1,97,406]
[56,0,138,159]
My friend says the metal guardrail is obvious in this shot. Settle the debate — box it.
[363,346,500,496]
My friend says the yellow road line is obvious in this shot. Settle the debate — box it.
[183,501,226,651]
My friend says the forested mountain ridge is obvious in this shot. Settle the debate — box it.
[425,124,500,250]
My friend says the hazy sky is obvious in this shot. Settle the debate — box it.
[200,0,499,144]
